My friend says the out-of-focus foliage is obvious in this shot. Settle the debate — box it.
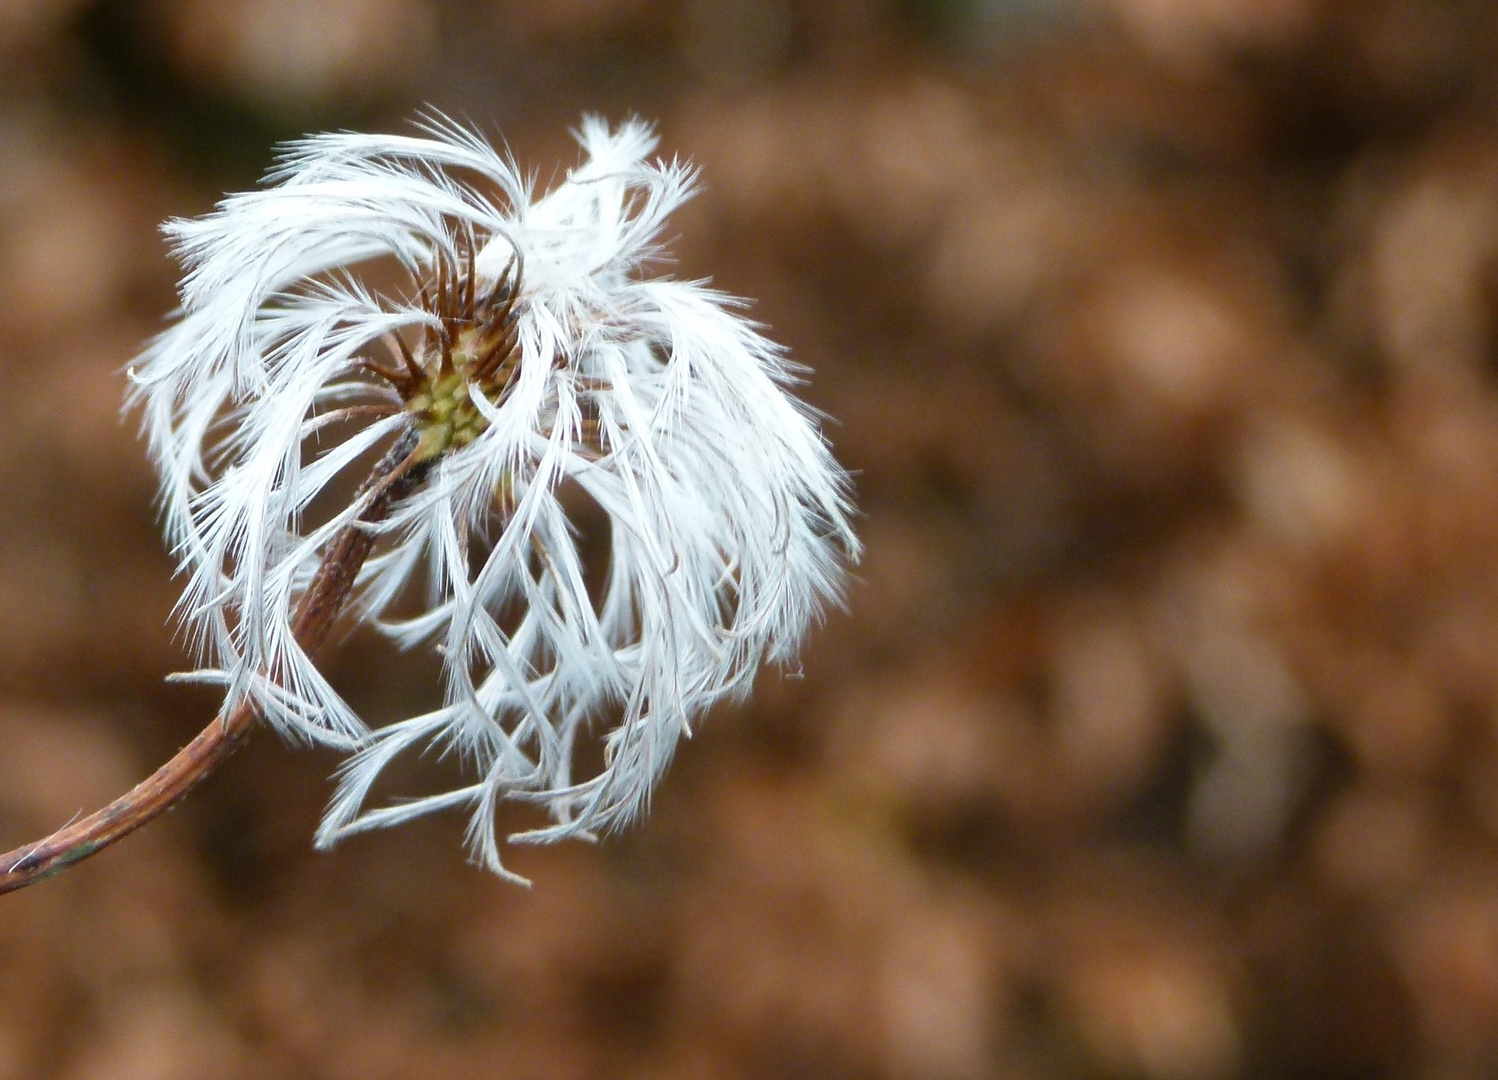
[4,0,1498,1077]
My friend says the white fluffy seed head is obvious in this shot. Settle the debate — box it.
[130,116,860,878]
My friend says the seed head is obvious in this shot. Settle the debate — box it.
[130,117,859,876]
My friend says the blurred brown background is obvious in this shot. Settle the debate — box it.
[5,0,1498,1077]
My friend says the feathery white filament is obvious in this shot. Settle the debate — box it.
[130,116,859,877]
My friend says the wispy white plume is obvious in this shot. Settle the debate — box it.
[130,116,859,877]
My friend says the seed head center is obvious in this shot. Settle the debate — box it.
[370,247,521,464]
[409,325,518,460]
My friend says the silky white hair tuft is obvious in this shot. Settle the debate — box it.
[130,116,859,878]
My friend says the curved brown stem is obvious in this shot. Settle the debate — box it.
[0,427,429,897]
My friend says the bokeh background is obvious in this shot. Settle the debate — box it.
[5,0,1498,1076]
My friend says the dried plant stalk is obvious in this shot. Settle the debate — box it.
[0,429,426,896]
